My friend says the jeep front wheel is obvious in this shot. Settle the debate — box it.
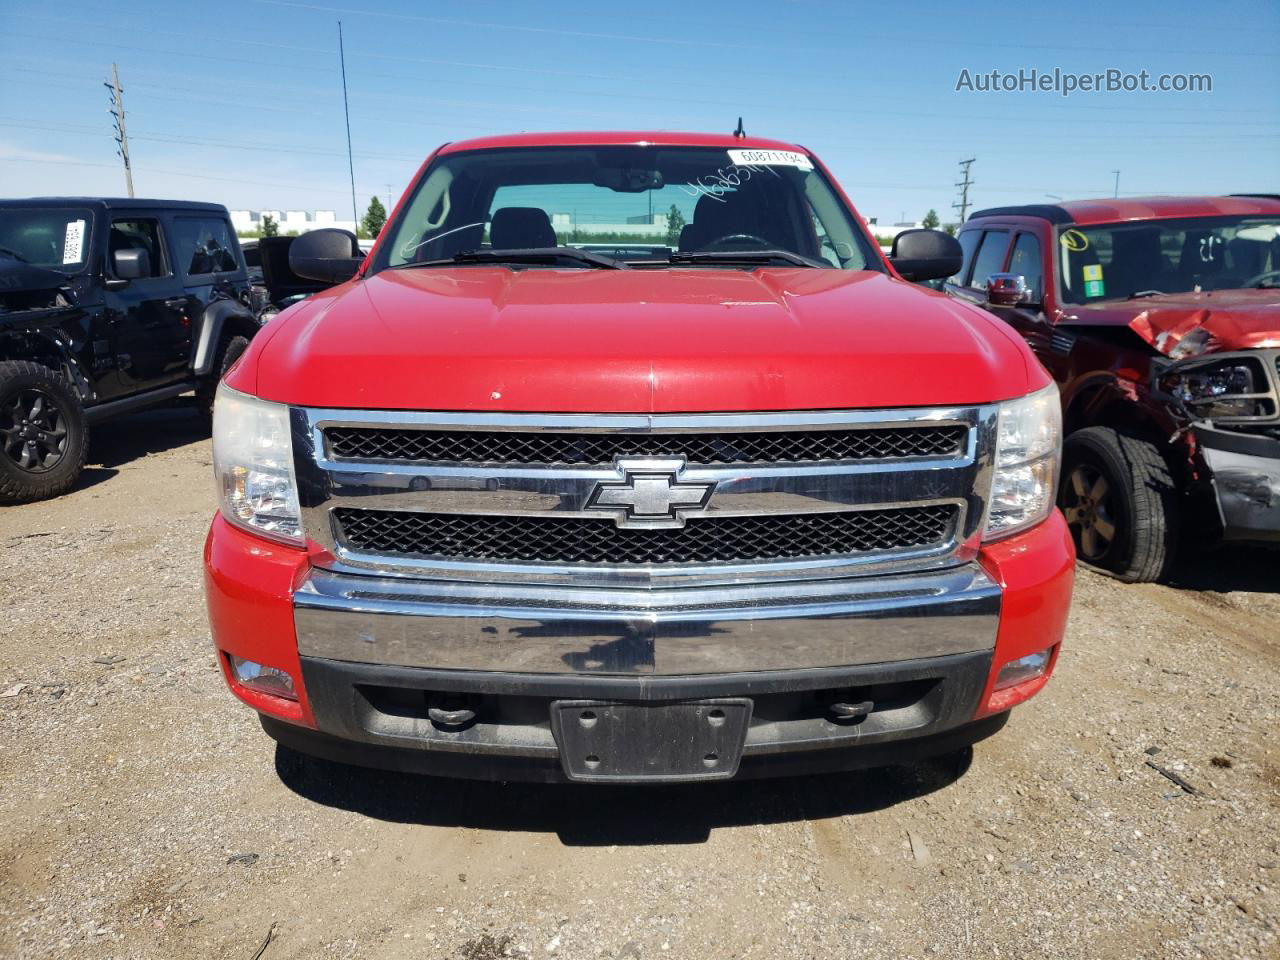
[0,361,88,503]
[1059,426,1178,583]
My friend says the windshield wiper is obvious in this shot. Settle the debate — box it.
[1127,290,1165,300]
[405,246,628,270]
[0,246,30,263]
[668,249,827,268]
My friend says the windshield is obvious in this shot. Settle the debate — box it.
[375,146,880,272]
[1057,215,1280,303]
[0,207,95,274]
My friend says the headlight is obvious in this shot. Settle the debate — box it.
[1159,358,1274,421]
[212,383,303,545]
[984,383,1062,540]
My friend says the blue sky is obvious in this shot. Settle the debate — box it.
[2,0,1277,225]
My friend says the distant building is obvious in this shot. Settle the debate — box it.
[550,212,669,236]
[865,218,924,239]
[230,209,360,235]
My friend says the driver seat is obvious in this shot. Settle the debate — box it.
[490,207,557,249]
[678,192,758,252]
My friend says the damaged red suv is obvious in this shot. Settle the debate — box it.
[948,196,1280,581]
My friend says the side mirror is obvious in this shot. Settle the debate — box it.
[288,228,363,285]
[888,229,963,282]
[985,272,1034,307]
[112,248,150,281]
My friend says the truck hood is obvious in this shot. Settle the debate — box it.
[1063,289,1280,359]
[244,267,1043,412]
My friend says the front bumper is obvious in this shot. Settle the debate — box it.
[1196,425,1280,542]
[205,511,1074,782]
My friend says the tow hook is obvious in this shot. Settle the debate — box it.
[428,704,477,728]
[828,700,874,721]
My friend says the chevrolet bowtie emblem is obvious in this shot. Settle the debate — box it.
[585,458,715,529]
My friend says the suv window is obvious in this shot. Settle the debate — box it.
[1057,215,1280,302]
[968,230,1010,289]
[1009,232,1043,301]
[108,219,168,278]
[172,216,239,276]
[950,230,981,285]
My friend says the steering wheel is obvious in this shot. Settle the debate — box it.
[1243,269,1280,288]
[703,233,773,251]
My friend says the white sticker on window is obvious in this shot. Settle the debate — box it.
[62,219,86,264]
[727,149,813,170]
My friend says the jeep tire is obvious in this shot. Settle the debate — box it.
[1059,426,1178,583]
[0,361,89,504]
[197,335,252,416]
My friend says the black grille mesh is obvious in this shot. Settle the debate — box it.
[334,505,958,566]
[325,425,966,465]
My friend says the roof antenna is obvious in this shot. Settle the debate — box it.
[733,117,746,139]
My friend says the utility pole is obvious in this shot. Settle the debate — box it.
[337,22,358,228]
[953,158,976,224]
[105,64,134,198]
[1112,170,1120,198]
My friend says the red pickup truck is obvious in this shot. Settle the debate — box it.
[204,132,1074,783]
[949,197,1280,582]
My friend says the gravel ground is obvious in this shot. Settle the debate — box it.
[1,402,1277,960]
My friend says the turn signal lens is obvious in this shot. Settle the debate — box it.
[228,655,298,701]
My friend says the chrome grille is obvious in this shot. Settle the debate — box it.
[295,406,996,586]
[325,424,967,465]
[334,505,959,566]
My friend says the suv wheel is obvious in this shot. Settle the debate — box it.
[0,361,88,503]
[1059,426,1178,583]
[197,335,252,416]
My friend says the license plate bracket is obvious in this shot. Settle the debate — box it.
[550,699,752,783]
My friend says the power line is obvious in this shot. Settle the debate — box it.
[7,32,1279,126]
[249,0,1278,59]
[0,119,424,162]
[7,67,1278,144]
[0,154,353,194]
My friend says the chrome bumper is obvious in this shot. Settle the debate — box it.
[293,562,1001,675]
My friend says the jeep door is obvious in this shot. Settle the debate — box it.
[101,215,192,390]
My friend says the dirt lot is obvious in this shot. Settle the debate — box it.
[1,402,1277,960]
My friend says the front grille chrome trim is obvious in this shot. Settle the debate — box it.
[293,405,998,587]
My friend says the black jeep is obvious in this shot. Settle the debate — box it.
[0,198,262,503]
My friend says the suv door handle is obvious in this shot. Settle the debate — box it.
[164,297,189,309]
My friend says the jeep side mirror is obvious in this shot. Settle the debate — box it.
[288,228,363,285]
[888,229,963,282]
[985,272,1034,307]
[111,248,150,281]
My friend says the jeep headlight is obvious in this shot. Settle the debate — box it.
[212,383,303,545]
[984,383,1061,540]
